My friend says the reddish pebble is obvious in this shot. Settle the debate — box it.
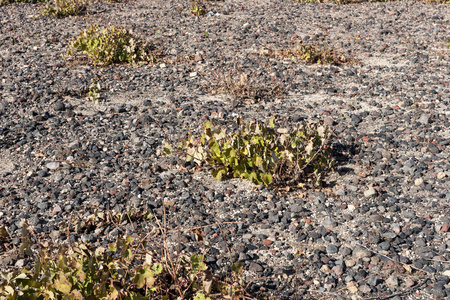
[440,223,449,232]
[321,256,331,264]
[362,136,371,142]
[263,239,273,246]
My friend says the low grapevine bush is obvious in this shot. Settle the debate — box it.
[166,117,334,187]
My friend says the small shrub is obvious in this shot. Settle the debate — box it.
[166,117,334,187]
[263,41,349,65]
[0,223,244,299]
[190,0,206,16]
[213,68,285,105]
[0,0,45,5]
[294,0,355,4]
[41,0,87,18]
[86,80,101,103]
[206,59,290,106]
[67,25,156,66]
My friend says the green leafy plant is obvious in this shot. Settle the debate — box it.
[67,25,156,66]
[190,0,206,16]
[41,0,87,18]
[0,222,246,299]
[87,80,101,103]
[166,117,334,187]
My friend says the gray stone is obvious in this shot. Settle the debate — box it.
[54,101,66,111]
[352,245,372,259]
[46,161,60,170]
[386,275,399,287]
[418,114,430,124]
[326,244,339,254]
[359,284,372,294]
[322,216,337,228]
[248,262,263,273]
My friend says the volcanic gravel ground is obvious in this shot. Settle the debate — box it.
[0,0,450,299]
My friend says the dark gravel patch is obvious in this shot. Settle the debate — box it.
[0,0,449,299]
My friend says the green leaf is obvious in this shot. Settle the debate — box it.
[151,263,163,275]
[231,262,242,275]
[262,173,273,186]
[108,243,117,252]
[194,293,208,300]
[211,169,226,180]
[269,117,275,128]
[190,254,207,273]
[134,266,155,289]
[55,281,71,294]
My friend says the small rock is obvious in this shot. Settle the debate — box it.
[290,204,303,213]
[248,262,263,273]
[323,116,334,126]
[332,265,344,276]
[326,244,339,254]
[367,275,380,286]
[386,275,399,287]
[418,114,430,124]
[242,233,253,240]
[437,172,446,179]
[189,72,198,77]
[414,178,424,186]
[347,283,358,293]
[321,265,330,273]
[433,282,446,298]
[242,23,251,30]
[364,187,377,198]
[263,239,273,246]
[352,245,372,259]
[340,247,352,257]
[359,284,371,294]
[440,223,449,233]
[404,278,415,288]
[239,252,249,261]
[347,204,356,212]
[54,101,66,111]
[50,230,60,240]
[52,205,62,215]
[322,216,337,228]
[46,161,60,170]
[428,143,440,154]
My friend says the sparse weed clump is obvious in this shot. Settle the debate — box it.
[190,0,207,16]
[262,41,349,65]
[0,0,45,5]
[211,67,286,105]
[294,0,355,3]
[41,0,87,18]
[0,219,246,299]
[67,25,156,66]
[87,80,101,103]
[165,117,334,187]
